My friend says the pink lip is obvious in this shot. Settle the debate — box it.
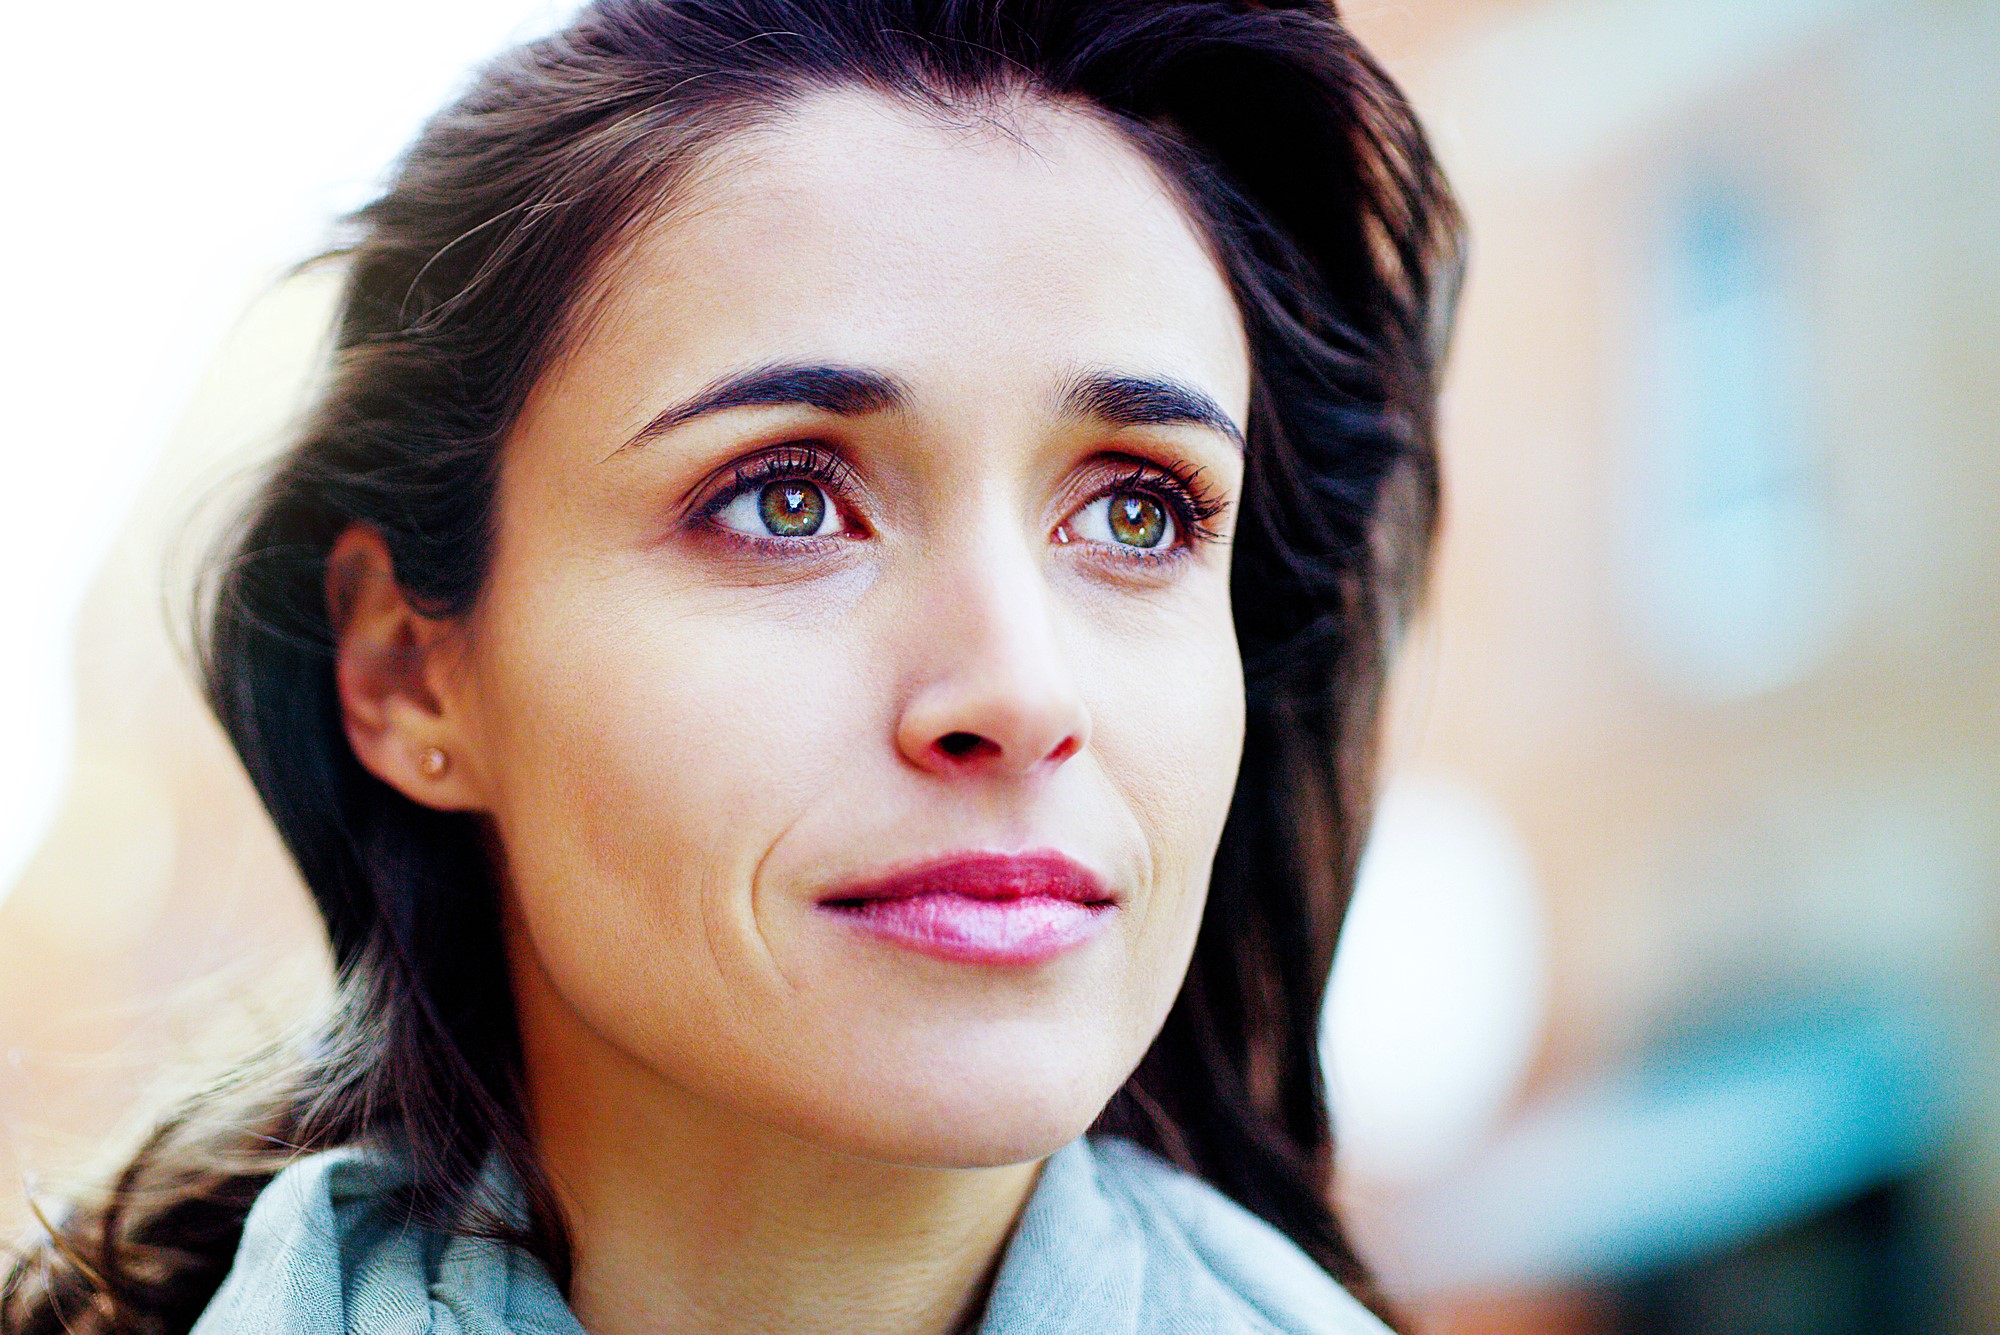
[815,850,1118,966]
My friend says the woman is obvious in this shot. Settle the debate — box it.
[2,1,1460,1331]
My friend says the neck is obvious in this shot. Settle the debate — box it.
[510,940,1041,1335]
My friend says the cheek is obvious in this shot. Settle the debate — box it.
[1071,584,1245,1029]
[463,568,913,1144]
[1083,587,1246,881]
[465,571,871,975]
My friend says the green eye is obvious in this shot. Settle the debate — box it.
[1106,491,1167,548]
[758,481,827,537]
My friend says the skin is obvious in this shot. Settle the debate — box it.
[329,86,1250,1335]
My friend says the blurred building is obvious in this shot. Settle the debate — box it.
[1,3,1995,1334]
[1328,1,2000,1331]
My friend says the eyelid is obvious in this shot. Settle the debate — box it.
[687,441,867,528]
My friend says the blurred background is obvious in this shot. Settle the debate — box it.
[1,2,1995,1332]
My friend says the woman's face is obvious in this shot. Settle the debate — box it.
[441,87,1249,1166]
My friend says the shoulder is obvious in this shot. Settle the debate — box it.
[190,1143,581,1335]
[980,1134,1394,1335]
[1086,1137,1395,1335]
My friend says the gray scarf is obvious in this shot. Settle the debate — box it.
[189,1134,1389,1333]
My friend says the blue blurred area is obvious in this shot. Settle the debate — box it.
[1378,995,1953,1293]
[1624,178,1838,699]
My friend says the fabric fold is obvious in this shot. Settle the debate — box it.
[190,1135,1388,1333]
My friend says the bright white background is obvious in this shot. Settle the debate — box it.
[0,1,587,897]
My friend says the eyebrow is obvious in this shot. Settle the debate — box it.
[614,360,1244,454]
[1050,367,1245,451]
[616,363,906,452]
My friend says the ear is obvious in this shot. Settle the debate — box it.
[326,525,486,811]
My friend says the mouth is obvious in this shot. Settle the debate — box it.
[815,849,1119,966]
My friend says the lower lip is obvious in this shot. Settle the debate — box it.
[823,892,1115,966]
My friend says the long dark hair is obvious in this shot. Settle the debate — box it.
[1,2,1461,1330]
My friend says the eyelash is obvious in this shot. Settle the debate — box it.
[1086,460,1227,558]
[693,443,864,536]
[693,442,1225,559]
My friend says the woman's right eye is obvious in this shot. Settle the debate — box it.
[711,478,850,540]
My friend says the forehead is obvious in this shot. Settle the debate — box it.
[556,84,1249,422]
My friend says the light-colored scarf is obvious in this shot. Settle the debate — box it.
[189,1134,1390,1333]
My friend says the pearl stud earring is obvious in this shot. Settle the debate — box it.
[418,746,450,779]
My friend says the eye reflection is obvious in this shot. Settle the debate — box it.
[760,481,827,536]
[1109,492,1166,548]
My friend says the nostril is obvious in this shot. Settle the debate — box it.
[936,731,996,761]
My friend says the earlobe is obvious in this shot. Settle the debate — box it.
[326,525,484,811]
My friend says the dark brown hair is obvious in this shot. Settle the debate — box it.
[1,2,1461,1330]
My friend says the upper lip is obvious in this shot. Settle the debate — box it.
[817,849,1117,907]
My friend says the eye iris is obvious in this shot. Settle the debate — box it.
[758,481,826,537]
[1107,490,1166,548]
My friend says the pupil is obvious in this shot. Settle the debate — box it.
[1107,491,1165,548]
[759,481,825,537]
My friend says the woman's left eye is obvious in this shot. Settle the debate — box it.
[713,478,849,539]
[1065,487,1178,551]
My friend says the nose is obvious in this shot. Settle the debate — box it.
[894,537,1090,780]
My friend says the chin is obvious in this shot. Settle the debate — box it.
[772,1027,1135,1169]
